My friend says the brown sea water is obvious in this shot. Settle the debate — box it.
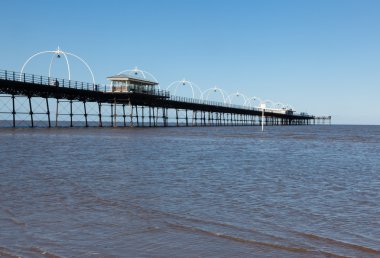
[0,125,379,257]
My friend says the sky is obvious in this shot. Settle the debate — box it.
[1,0,380,124]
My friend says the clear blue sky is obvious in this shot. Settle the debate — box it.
[1,0,379,124]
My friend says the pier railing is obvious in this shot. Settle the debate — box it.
[0,69,109,92]
[0,69,170,98]
[0,69,103,91]
[124,85,170,98]
[169,94,253,110]
[168,95,301,116]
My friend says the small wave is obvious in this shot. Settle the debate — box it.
[3,208,15,217]
[0,246,21,258]
[76,251,101,257]
[167,223,314,253]
[28,246,62,258]
[9,217,26,227]
[166,213,288,243]
[3,208,27,227]
[295,231,380,255]
[110,226,162,238]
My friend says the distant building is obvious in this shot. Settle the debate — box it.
[107,74,158,94]
[275,108,294,115]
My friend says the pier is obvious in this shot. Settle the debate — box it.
[0,69,329,128]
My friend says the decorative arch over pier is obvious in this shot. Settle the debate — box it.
[245,96,262,108]
[166,79,203,99]
[20,47,96,85]
[228,91,248,106]
[201,86,230,104]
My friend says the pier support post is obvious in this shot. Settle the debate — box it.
[135,105,139,127]
[110,103,114,127]
[164,108,168,127]
[156,107,159,126]
[46,97,51,128]
[69,100,73,127]
[149,106,152,127]
[55,99,59,127]
[176,109,179,127]
[142,106,145,127]
[185,109,188,127]
[162,108,165,126]
[129,101,133,127]
[114,99,117,127]
[152,107,156,127]
[83,101,88,127]
[122,104,126,127]
[28,96,34,128]
[12,95,15,128]
[98,102,102,127]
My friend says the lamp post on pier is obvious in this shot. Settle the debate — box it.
[260,103,266,132]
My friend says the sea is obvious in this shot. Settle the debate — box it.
[0,125,379,257]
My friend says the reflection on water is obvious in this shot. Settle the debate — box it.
[0,125,380,257]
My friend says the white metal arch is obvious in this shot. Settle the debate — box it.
[227,91,247,106]
[263,99,275,109]
[201,86,230,104]
[284,104,293,110]
[20,50,70,80]
[47,50,71,80]
[48,54,57,79]
[274,102,285,110]
[118,67,159,83]
[245,96,262,108]
[20,47,96,85]
[66,51,95,85]
[166,79,202,99]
